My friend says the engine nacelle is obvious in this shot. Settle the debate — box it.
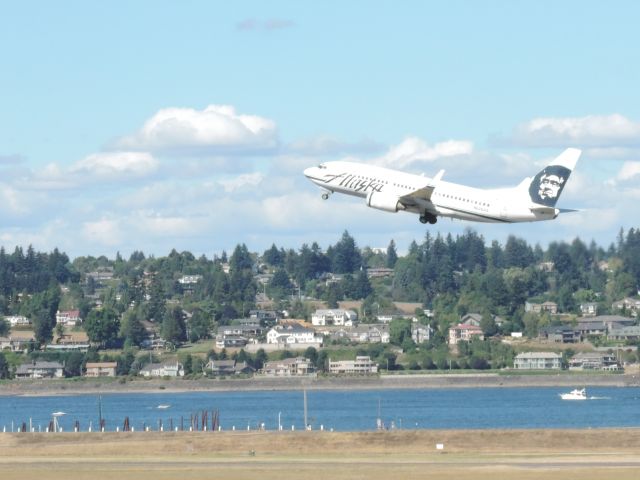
[366,191,404,213]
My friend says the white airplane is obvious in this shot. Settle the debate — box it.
[303,148,580,224]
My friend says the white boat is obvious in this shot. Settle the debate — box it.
[560,388,587,400]
[157,404,171,409]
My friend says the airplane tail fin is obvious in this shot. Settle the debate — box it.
[525,148,581,207]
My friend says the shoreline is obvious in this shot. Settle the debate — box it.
[2,372,639,397]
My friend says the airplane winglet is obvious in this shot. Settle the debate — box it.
[433,169,445,183]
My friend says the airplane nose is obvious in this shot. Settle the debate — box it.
[303,167,315,178]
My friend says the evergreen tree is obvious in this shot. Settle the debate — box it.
[162,305,187,344]
[147,274,166,322]
[0,352,9,379]
[386,240,398,268]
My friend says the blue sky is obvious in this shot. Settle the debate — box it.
[1,1,639,258]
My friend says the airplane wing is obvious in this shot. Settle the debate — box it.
[398,169,445,207]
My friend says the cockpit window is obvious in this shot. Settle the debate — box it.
[318,164,327,169]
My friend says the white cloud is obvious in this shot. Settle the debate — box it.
[373,137,473,168]
[286,136,384,156]
[82,218,123,247]
[219,172,264,193]
[616,161,640,182]
[506,114,640,148]
[114,105,278,154]
[71,152,159,179]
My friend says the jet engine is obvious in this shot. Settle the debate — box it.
[366,191,404,213]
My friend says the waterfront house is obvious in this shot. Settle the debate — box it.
[513,352,562,370]
[328,356,378,375]
[215,335,248,348]
[568,352,619,370]
[139,362,185,377]
[85,362,118,377]
[262,357,315,376]
[206,359,254,376]
[15,361,65,379]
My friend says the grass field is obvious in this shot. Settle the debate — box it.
[1,429,640,479]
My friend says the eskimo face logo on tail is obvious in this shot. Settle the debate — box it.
[529,165,572,207]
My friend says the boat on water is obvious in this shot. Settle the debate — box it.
[560,388,587,400]
[156,404,171,409]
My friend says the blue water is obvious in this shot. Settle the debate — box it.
[1,387,639,432]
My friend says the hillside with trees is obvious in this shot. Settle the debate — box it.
[0,227,639,379]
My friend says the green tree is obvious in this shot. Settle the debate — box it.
[386,240,398,268]
[0,352,10,379]
[65,351,85,377]
[119,308,147,347]
[84,307,121,346]
[0,317,9,337]
[162,306,187,344]
[389,318,412,346]
[188,309,212,342]
[147,274,166,322]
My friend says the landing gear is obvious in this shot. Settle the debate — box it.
[419,213,438,224]
[321,191,332,200]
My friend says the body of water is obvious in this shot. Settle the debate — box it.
[1,386,640,432]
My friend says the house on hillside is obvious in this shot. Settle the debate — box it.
[612,297,640,317]
[525,301,558,314]
[56,310,82,326]
[0,336,33,352]
[448,324,484,345]
[539,326,579,343]
[266,324,320,345]
[411,324,434,343]
[5,315,31,327]
[311,309,358,326]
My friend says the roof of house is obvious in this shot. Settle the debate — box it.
[86,362,118,368]
[515,352,562,359]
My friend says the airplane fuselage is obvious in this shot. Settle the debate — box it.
[303,156,574,224]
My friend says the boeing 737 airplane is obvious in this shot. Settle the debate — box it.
[303,148,580,224]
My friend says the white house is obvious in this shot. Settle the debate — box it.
[56,310,82,326]
[513,352,562,370]
[5,315,31,327]
[266,323,320,345]
[328,356,378,374]
[411,324,434,343]
[448,323,484,345]
[178,275,202,285]
[139,362,185,377]
[311,309,358,326]
[262,357,315,376]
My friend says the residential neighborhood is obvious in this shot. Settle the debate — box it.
[0,229,639,382]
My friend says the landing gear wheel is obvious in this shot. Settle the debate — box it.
[419,213,438,224]
[321,193,329,200]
